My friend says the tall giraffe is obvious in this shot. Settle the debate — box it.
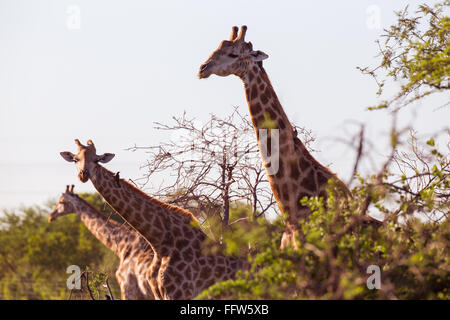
[198,26,351,249]
[48,185,154,300]
[60,139,246,299]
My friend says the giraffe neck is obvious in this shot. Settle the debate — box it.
[69,196,132,257]
[242,65,296,142]
[239,64,338,221]
[89,164,206,256]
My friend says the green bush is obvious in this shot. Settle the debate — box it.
[197,178,449,299]
[0,194,121,300]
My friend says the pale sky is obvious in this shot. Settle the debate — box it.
[1,0,448,211]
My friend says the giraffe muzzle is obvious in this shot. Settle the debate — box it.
[198,63,212,79]
[48,210,60,222]
[78,169,90,182]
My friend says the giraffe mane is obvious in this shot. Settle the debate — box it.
[100,165,201,224]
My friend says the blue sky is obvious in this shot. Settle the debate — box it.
[0,0,448,210]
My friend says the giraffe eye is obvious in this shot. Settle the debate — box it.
[228,53,238,58]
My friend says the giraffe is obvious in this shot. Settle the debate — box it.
[198,26,351,250]
[60,139,246,299]
[48,185,154,300]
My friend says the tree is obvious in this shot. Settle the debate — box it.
[358,0,449,110]
[128,108,314,237]
[198,180,450,299]
[197,2,450,300]
[354,1,449,222]
[198,122,449,299]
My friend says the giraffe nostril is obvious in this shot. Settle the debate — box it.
[200,63,209,71]
[79,169,90,182]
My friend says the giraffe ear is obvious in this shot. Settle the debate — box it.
[250,50,268,62]
[97,153,115,163]
[60,152,76,162]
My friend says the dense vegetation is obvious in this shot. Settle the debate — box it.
[198,178,449,299]
[0,193,121,300]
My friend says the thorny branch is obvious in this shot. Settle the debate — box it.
[127,108,315,236]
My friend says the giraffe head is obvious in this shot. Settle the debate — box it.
[48,185,78,222]
[198,25,268,79]
[60,139,115,183]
